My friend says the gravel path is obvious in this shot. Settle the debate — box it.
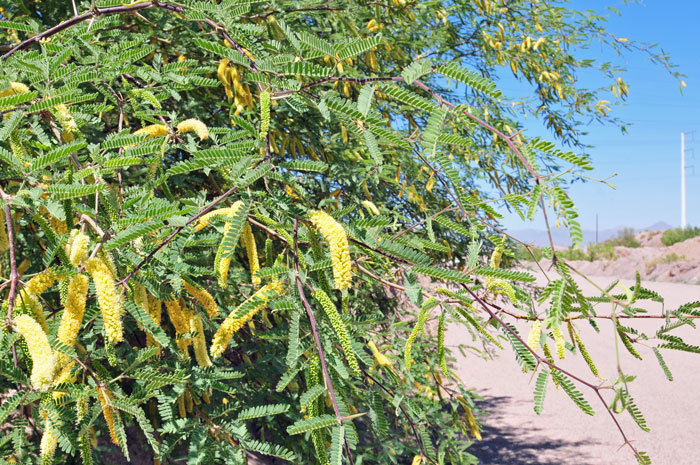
[446,275,700,465]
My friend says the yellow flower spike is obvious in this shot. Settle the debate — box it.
[218,256,232,289]
[55,103,78,135]
[411,455,424,465]
[242,223,261,286]
[308,210,352,291]
[217,58,231,87]
[526,320,542,352]
[210,281,284,358]
[86,257,123,345]
[17,290,48,334]
[40,410,59,463]
[0,81,29,97]
[146,295,162,348]
[52,361,76,403]
[68,230,90,268]
[192,207,232,232]
[177,118,209,140]
[96,386,121,445]
[134,124,169,138]
[56,274,89,361]
[183,280,219,318]
[13,314,55,391]
[25,270,61,296]
[164,298,190,336]
[191,314,212,367]
[554,326,566,359]
[368,341,393,368]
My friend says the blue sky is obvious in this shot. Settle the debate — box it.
[498,0,700,233]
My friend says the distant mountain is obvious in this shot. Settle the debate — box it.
[643,221,673,232]
[508,222,673,247]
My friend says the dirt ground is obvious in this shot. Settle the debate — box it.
[526,232,700,284]
[446,273,700,465]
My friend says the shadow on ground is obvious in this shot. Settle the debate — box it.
[470,395,599,465]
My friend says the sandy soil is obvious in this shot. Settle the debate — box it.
[525,233,700,284]
[446,273,700,465]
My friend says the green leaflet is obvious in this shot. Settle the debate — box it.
[533,370,549,415]
[287,415,337,435]
[436,63,502,99]
[401,59,432,85]
[237,403,290,421]
[550,369,594,415]
[329,425,344,465]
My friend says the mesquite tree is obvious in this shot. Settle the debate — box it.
[0,1,693,465]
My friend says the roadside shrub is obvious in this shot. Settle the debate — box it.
[661,227,700,246]
[0,2,697,465]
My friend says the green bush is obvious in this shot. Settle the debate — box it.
[661,227,700,246]
[0,2,697,465]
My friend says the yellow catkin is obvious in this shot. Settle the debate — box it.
[554,326,566,359]
[191,314,212,367]
[64,229,77,257]
[0,210,8,252]
[164,298,190,335]
[52,361,76,403]
[526,321,542,352]
[165,298,191,354]
[68,230,90,268]
[17,290,48,334]
[192,207,232,232]
[183,281,219,318]
[218,256,232,289]
[368,341,393,368]
[56,274,89,362]
[146,295,162,348]
[210,281,283,358]
[40,410,59,462]
[86,257,123,344]
[133,283,149,331]
[13,314,55,391]
[55,104,79,140]
[308,210,352,291]
[0,81,29,97]
[25,270,60,295]
[134,124,169,138]
[177,395,187,418]
[177,118,209,140]
[96,386,121,445]
[217,59,235,102]
[242,223,260,286]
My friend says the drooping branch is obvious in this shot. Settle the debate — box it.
[117,183,241,286]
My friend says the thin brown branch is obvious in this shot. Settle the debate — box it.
[292,219,346,432]
[457,282,645,462]
[360,366,437,465]
[116,184,240,286]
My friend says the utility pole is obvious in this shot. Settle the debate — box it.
[595,214,599,244]
[682,132,687,229]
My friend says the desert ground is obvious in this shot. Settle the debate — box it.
[447,270,700,465]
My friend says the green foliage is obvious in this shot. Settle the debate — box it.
[0,2,694,465]
[661,226,700,246]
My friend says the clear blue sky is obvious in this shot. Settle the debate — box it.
[498,0,700,233]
